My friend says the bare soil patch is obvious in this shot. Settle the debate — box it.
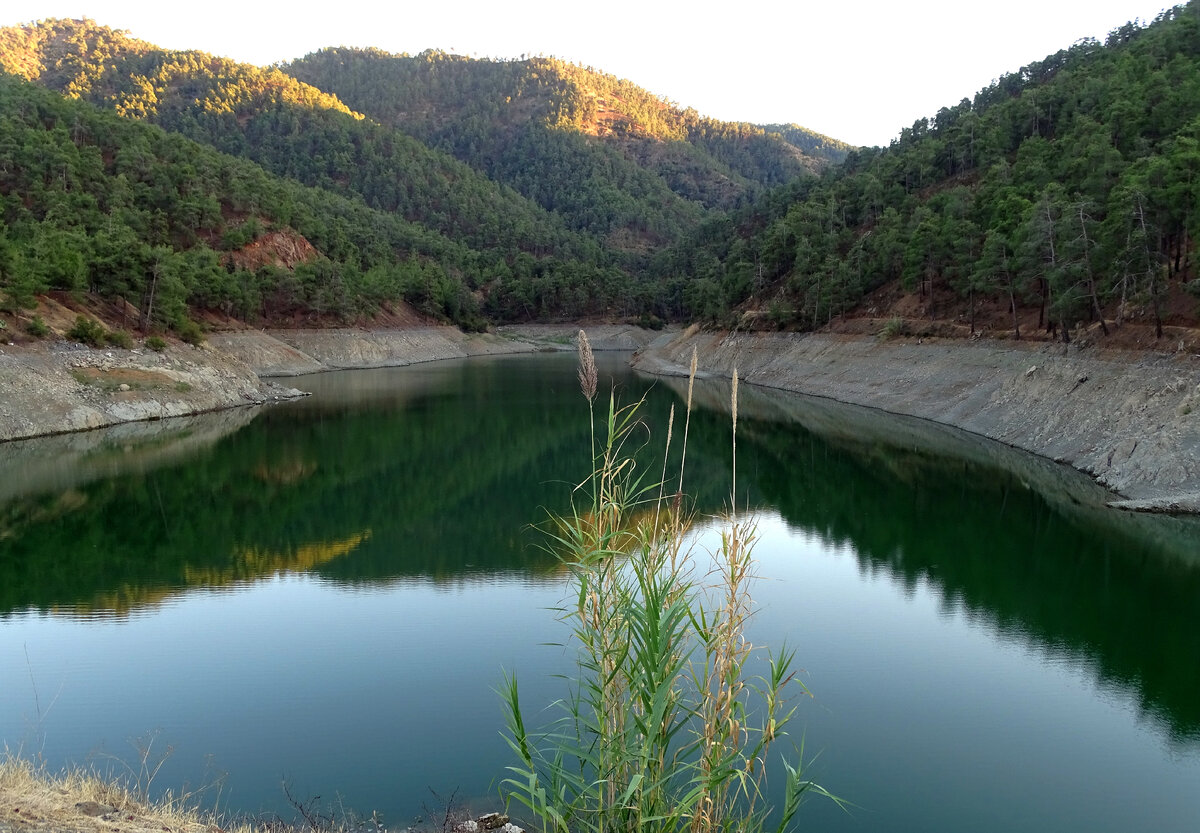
[70,367,178,389]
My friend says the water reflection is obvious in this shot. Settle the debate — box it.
[1,353,1198,749]
[709,385,1200,743]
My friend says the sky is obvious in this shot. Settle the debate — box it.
[1,0,1181,147]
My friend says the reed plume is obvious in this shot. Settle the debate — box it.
[577,329,597,403]
[578,329,599,487]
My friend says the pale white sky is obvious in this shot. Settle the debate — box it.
[2,0,1178,147]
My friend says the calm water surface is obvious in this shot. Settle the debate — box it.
[1,353,1198,832]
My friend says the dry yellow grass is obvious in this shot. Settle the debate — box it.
[0,756,252,833]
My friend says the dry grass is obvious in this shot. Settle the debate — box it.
[0,755,250,833]
[1,753,434,833]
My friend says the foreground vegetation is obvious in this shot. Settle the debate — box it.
[500,336,836,832]
[0,755,257,833]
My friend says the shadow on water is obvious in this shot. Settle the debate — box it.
[1,353,1198,741]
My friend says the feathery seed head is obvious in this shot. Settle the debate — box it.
[686,346,697,410]
[731,368,739,432]
[577,329,597,402]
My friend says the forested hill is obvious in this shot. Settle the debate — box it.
[7,8,1199,347]
[0,19,608,269]
[655,2,1200,343]
[0,71,663,336]
[0,19,847,265]
[283,48,849,236]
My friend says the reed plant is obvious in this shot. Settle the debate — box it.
[499,334,835,833]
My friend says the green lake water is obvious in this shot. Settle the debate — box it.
[1,352,1198,831]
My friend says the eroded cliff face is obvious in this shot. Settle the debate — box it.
[633,330,1200,512]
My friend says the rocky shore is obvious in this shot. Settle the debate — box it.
[0,338,303,443]
[633,328,1200,513]
[4,322,1198,513]
[0,324,656,442]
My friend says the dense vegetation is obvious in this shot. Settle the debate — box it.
[0,22,670,325]
[0,20,596,261]
[3,7,1200,334]
[655,2,1200,337]
[0,73,515,330]
[0,69,658,328]
[0,19,848,329]
[285,48,848,242]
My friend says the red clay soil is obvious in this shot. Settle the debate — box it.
[224,229,318,272]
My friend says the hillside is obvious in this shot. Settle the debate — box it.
[0,72,645,339]
[0,18,858,328]
[6,8,1200,344]
[0,20,847,268]
[654,2,1200,345]
[0,19,604,266]
[283,48,848,240]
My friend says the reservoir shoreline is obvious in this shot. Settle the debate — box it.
[0,324,649,444]
[2,323,1197,513]
[633,328,1200,513]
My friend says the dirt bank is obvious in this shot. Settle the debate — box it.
[0,340,306,443]
[633,329,1200,513]
[0,325,661,442]
[208,324,658,376]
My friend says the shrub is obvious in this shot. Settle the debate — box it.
[66,315,108,347]
[145,336,167,352]
[175,319,205,346]
[636,311,666,330]
[454,310,488,333]
[767,301,793,330]
[879,316,907,340]
[25,316,49,338]
[500,336,838,833]
[105,329,133,349]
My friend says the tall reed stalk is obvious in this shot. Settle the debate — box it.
[500,339,836,833]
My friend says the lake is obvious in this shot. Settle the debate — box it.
[1,352,1198,832]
